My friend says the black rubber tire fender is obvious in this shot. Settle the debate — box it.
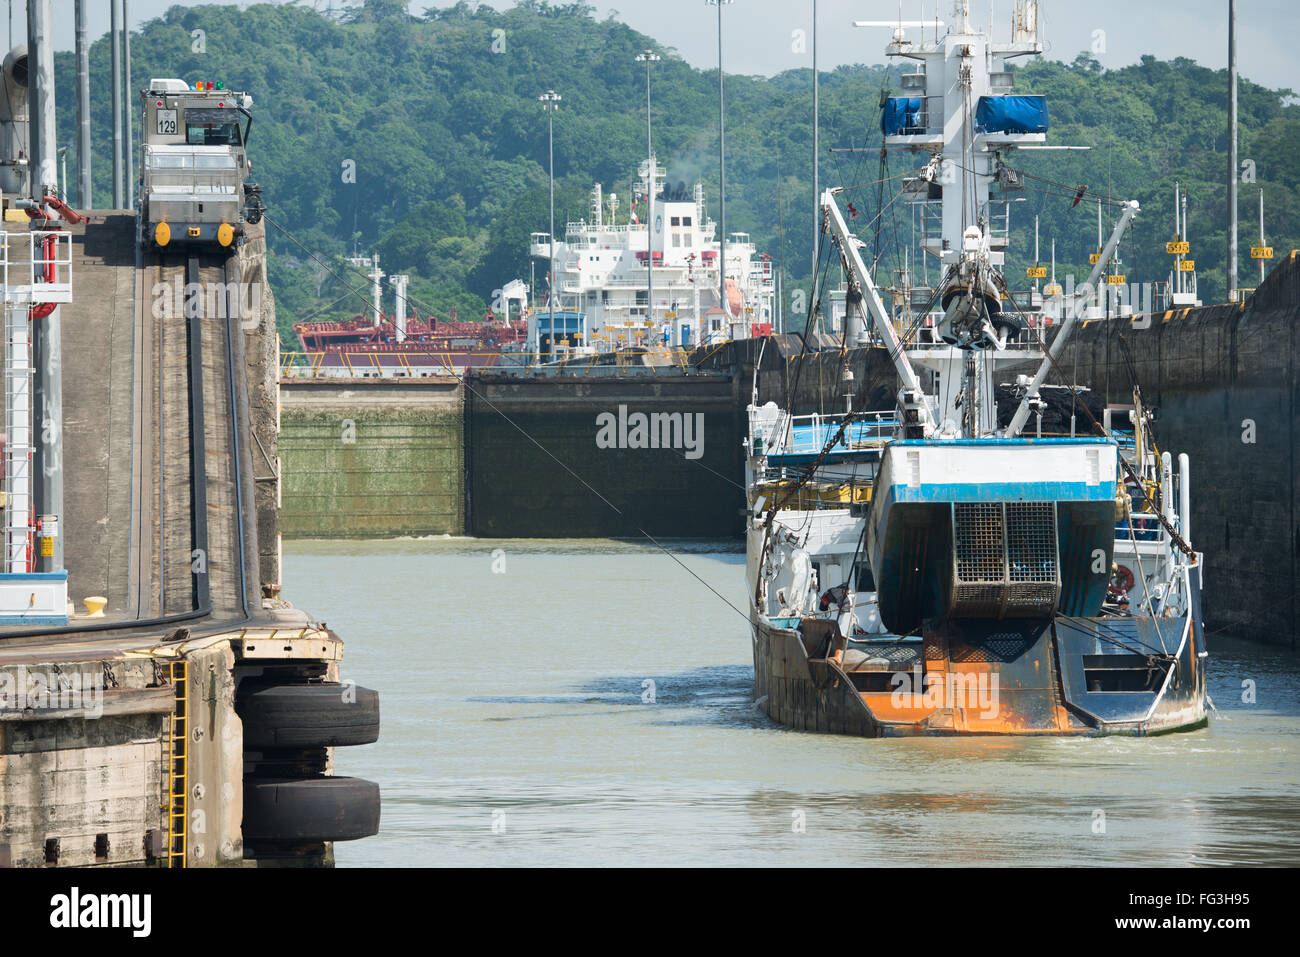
[243,776,381,842]
[237,681,380,749]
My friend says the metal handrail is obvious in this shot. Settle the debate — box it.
[278,348,702,378]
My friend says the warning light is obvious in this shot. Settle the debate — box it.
[215,81,224,90]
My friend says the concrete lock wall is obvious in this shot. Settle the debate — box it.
[465,373,743,538]
[240,224,284,591]
[0,658,172,867]
[279,379,465,538]
[1048,252,1300,649]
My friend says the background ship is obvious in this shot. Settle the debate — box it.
[528,159,777,359]
[288,257,529,374]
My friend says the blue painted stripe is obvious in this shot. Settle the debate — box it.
[881,479,1115,505]
[0,571,68,582]
[0,615,69,625]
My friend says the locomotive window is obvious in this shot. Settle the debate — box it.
[184,108,243,146]
[187,122,241,146]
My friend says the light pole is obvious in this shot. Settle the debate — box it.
[636,50,660,336]
[1227,0,1238,302]
[812,0,818,291]
[111,0,122,208]
[539,90,561,345]
[706,0,733,331]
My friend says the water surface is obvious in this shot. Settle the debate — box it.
[282,538,1300,867]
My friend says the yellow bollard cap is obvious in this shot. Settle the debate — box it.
[155,221,171,246]
[217,222,234,247]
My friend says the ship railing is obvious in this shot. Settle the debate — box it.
[910,199,944,248]
[278,349,698,378]
[0,229,74,303]
[566,221,641,235]
[760,409,897,456]
[752,466,874,512]
[1115,511,1165,544]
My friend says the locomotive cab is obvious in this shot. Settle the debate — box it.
[139,79,262,250]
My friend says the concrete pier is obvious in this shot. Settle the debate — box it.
[0,213,378,867]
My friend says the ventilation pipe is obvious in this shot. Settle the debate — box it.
[0,45,28,195]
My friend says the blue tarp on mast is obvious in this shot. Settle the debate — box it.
[880,97,925,135]
[974,95,1049,134]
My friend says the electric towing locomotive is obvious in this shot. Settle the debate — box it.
[138,78,265,249]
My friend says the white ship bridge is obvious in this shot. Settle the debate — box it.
[528,158,776,356]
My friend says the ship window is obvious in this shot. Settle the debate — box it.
[671,217,680,227]
[683,217,692,227]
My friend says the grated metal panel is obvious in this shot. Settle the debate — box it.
[954,503,1003,583]
[950,632,1037,663]
[950,501,1061,619]
[1006,503,1058,583]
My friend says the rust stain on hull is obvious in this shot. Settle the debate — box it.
[752,615,1208,739]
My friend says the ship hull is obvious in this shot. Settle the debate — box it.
[750,566,1208,738]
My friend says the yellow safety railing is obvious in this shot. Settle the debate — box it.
[167,659,188,869]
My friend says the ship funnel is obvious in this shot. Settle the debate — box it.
[0,44,30,195]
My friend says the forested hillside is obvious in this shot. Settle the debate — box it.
[52,0,1298,343]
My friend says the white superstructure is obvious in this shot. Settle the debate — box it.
[528,158,776,354]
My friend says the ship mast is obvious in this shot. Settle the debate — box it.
[834,0,1138,442]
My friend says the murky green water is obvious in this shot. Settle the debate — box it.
[282,538,1300,867]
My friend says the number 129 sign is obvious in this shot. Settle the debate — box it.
[156,109,178,135]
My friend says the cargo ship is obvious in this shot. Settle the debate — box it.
[287,255,530,374]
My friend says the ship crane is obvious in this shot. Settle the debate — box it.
[821,186,934,437]
[1006,199,1140,438]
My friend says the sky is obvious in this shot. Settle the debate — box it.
[7,0,1297,94]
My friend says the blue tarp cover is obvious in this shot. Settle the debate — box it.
[881,97,925,136]
[974,95,1049,134]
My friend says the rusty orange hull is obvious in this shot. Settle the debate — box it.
[751,583,1209,737]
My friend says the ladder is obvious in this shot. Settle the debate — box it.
[167,659,188,867]
[3,302,32,573]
